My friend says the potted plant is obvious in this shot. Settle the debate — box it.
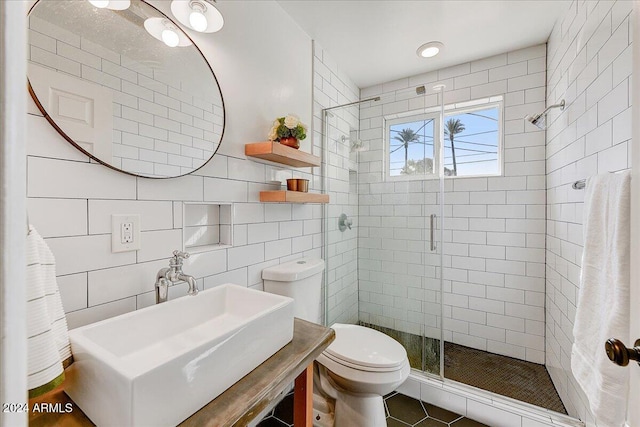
[268,114,307,149]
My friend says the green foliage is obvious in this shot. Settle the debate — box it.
[445,118,465,138]
[277,126,289,138]
[392,129,420,146]
[401,158,433,175]
[444,118,465,176]
[273,117,307,141]
[401,157,453,176]
[393,128,421,173]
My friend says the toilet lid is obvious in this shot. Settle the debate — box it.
[324,324,407,370]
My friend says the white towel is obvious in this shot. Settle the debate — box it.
[571,171,631,427]
[26,225,71,398]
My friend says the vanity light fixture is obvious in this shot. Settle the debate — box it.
[170,0,224,33]
[162,28,180,47]
[416,41,444,58]
[144,17,193,47]
[88,0,109,8]
[189,3,208,32]
[87,0,131,10]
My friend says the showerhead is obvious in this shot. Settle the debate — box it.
[525,113,546,130]
[341,134,366,152]
[351,139,366,152]
[526,99,565,130]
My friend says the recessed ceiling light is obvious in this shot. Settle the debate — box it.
[417,41,444,58]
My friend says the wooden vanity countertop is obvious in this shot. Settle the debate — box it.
[28,318,335,427]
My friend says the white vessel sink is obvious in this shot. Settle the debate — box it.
[65,284,294,427]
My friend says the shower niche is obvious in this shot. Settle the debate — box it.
[182,203,233,253]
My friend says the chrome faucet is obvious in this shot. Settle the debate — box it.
[155,250,199,304]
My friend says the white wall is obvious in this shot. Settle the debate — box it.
[545,0,632,423]
[26,0,321,329]
[358,44,548,363]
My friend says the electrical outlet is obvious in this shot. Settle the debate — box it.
[112,214,141,253]
[121,222,133,243]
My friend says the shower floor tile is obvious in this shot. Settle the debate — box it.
[444,342,567,414]
[358,322,567,414]
[257,391,488,427]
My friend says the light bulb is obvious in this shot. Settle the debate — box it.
[89,0,110,8]
[161,29,180,47]
[420,46,440,58]
[416,41,444,58]
[189,10,208,32]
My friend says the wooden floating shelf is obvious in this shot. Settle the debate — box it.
[245,141,320,168]
[260,191,329,204]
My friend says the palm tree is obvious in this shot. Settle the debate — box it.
[445,118,465,176]
[392,129,420,172]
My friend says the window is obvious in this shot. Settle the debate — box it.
[385,98,502,180]
[387,112,439,179]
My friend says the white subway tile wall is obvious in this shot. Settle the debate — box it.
[357,44,548,362]
[26,39,358,331]
[28,15,223,177]
[28,122,323,327]
[545,0,631,423]
[313,42,361,325]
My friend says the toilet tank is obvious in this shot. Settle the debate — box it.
[262,258,325,324]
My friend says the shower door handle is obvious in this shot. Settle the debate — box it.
[430,214,437,252]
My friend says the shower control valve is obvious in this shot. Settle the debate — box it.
[338,213,353,232]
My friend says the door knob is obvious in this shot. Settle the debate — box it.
[605,338,640,367]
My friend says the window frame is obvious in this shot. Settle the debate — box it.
[383,96,504,181]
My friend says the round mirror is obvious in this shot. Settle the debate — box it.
[27,0,225,178]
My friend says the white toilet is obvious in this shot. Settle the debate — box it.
[263,258,410,427]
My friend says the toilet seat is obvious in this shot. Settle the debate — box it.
[321,352,401,373]
[322,324,407,372]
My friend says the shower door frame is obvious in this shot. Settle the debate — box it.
[627,3,640,425]
[0,1,28,425]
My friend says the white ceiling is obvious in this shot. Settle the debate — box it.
[277,0,571,89]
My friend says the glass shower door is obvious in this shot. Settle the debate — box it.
[355,84,445,377]
[322,103,361,327]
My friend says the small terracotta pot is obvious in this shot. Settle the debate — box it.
[296,179,309,192]
[286,179,298,191]
[279,137,300,149]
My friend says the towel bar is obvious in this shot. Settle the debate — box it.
[572,171,630,190]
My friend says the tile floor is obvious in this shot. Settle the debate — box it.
[445,342,566,414]
[257,391,488,427]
